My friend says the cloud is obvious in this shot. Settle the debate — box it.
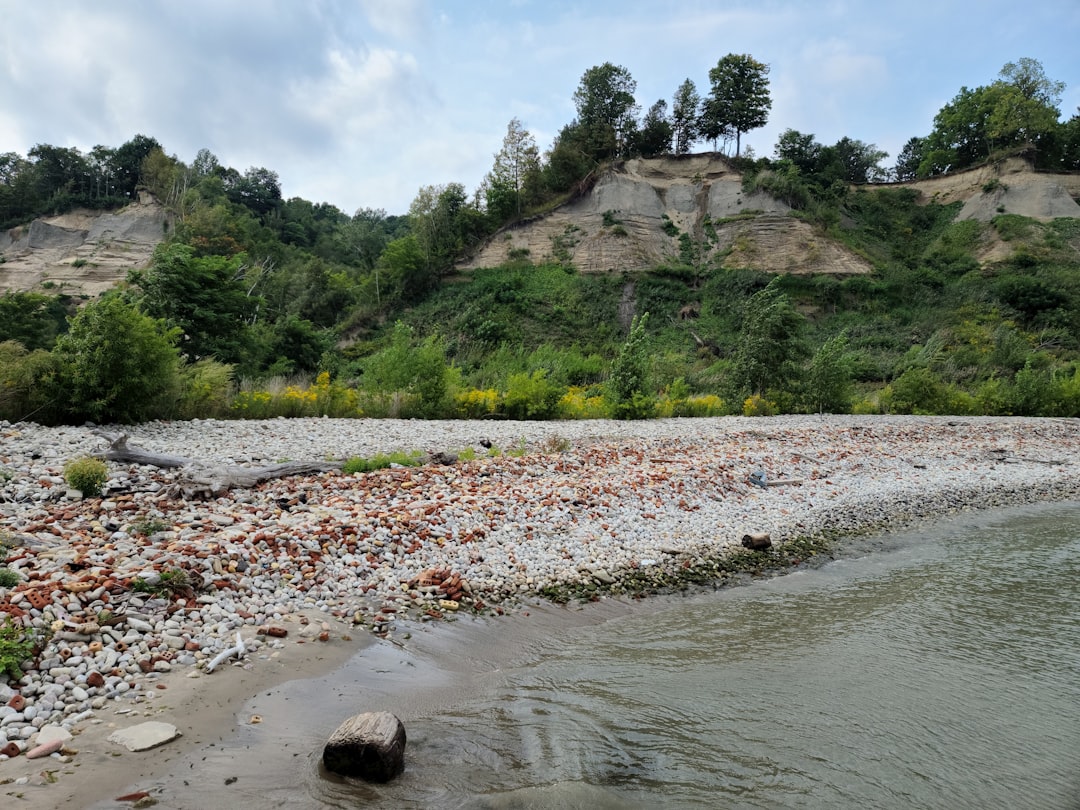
[289,46,428,140]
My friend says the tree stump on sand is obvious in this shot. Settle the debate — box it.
[323,711,406,782]
[741,532,772,550]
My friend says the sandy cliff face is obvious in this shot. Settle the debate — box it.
[0,192,168,296]
[461,155,871,275]
[461,155,1080,275]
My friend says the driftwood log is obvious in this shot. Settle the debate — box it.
[741,532,772,551]
[93,430,343,498]
[323,711,406,782]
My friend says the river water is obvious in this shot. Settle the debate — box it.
[128,502,1080,809]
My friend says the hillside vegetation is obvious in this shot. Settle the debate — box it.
[1,57,1079,424]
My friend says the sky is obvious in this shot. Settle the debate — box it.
[1,0,1077,215]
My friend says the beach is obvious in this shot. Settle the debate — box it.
[0,415,1078,807]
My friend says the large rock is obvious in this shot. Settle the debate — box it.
[322,711,406,782]
[108,721,181,752]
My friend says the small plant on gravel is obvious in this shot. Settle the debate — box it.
[540,435,572,454]
[133,567,191,598]
[63,456,108,497]
[131,518,171,537]
[457,447,477,462]
[0,568,19,588]
[0,617,37,681]
[507,438,529,458]
[342,450,424,474]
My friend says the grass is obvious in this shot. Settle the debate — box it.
[341,450,425,474]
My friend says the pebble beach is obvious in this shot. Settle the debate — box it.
[1,414,1078,806]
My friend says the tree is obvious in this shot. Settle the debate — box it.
[363,321,451,418]
[827,137,889,183]
[920,59,1064,175]
[804,331,853,413]
[409,182,475,281]
[607,312,653,419]
[0,291,66,351]
[542,123,593,192]
[50,295,181,424]
[730,278,806,397]
[671,79,701,155]
[999,57,1065,108]
[129,243,257,363]
[893,137,926,181]
[226,166,282,218]
[774,129,822,174]
[635,100,673,157]
[484,118,541,222]
[572,63,640,162]
[109,134,162,199]
[702,54,772,156]
[28,144,93,206]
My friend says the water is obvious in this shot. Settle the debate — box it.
[129,502,1080,809]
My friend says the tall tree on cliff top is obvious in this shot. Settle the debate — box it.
[484,117,541,221]
[671,78,701,155]
[701,54,772,156]
[572,62,640,162]
[919,57,1065,175]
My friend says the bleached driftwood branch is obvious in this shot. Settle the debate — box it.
[205,631,247,673]
[92,430,343,498]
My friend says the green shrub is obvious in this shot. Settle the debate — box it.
[50,295,182,424]
[503,369,562,420]
[883,367,949,414]
[176,358,235,419]
[608,313,653,420]
[742,393,778,416]
[63,456,108,497]
[0,617,36,681]
[0,568,19,588]
[0,341,60,423]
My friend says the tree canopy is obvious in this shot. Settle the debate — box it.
[701,54,772,155]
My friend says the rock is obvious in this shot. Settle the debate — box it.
[741,532,772,550]
[108,721,181,752]
[126,617,154,633]
[35,724,73,747]
[322,711,406,782]
[25,738,64,759]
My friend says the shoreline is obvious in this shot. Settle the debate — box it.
[1,415,1078,807]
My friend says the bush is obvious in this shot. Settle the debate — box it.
[0,341,60,423]
[558,386,609,419]
[176,358,235,419]
[0,617,36,681]
[882,367,949,414]
[363,322,453,418]
[456,388,500,418]
[63,456,108,496]
[742,394,778,416]
[608,313,654,420]
[503,369,562,420]
[0,568,19,588]
[50,295,182,424]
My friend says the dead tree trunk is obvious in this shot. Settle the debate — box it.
[92,430,343,498]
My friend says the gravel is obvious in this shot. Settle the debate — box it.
[0,414,1078,756]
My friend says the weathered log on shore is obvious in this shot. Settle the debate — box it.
[741,532,772,550]
[92,430,343,497]
[322,711,406,782]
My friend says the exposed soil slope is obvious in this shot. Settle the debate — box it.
[0,192,168,295]
[462,155,1080,275]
